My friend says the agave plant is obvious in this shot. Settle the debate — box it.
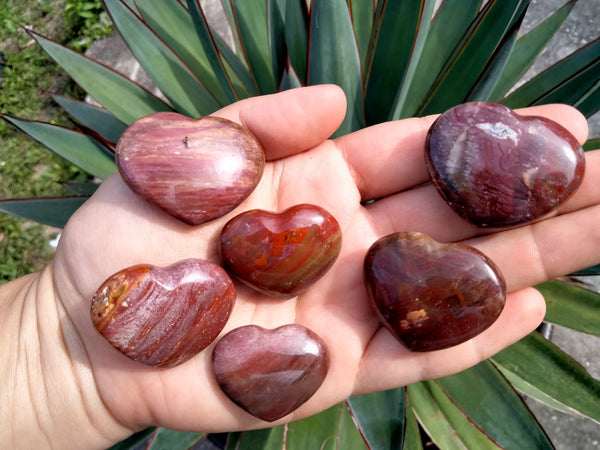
[2,0,600,448]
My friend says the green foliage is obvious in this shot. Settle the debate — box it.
[3,0,600,448]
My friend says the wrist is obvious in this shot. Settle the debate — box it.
[0,266,131,449]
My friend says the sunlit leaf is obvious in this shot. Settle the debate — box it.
[492,332,600,423]
[146,428,205,449]
[347,387,406,449]
[584,137,600,151]
[503,36,600,108]
[230,0,278,94]
[225,427,284,449]
[400,0,482,118]
[535,280,600,336]
[348,0,374,71]
[308,0,364,136]
[0,197,89,228]
[103,0,221,117]
[186,0,242,101]
[437,361,553,449]
[2,115,116,179]
[418,0,529,115]
[52,95,127,143]
[489,0,576,102]
[364,0,433,124]
[285,0,309,83]
[409,381,494,450]
[286,403,367,449]
[31,32,171,125]
[136,0,234,105]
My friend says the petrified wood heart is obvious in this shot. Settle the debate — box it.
[364,232,506,352]
[426,102,585,227]
[212,324,329,422]
[220,204,342,298]
[116,112,265,225]
[91,259,236,367]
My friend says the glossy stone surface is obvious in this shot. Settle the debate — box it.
[117,112,265,225]
[364,232,506,352]
[426,102,585,227]
[212,324,329,422]
[220,204,342,298]
[91,259,236,367]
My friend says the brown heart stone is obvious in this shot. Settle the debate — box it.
[426,102,585,227]
[116,112,265,225]
[91,259,236,367]
[364,232,506,351]
[220,204,342,298]
[212,324,329,422]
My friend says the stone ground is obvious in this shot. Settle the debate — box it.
[85,1,600,448]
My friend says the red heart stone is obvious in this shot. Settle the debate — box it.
[212,324,329,422]
[91,259,236,367]
[220,204,342,298]
[116,112,265,225]
[364,232,506,352]
[426,102,585,227]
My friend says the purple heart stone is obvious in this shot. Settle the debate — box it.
[426,102,585,227]
[212,324,329,422]
[116,112,265,225]
[364,232,506,352]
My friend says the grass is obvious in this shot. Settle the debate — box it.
[0,0,112,283]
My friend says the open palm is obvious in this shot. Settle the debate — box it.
[50,85,597,439]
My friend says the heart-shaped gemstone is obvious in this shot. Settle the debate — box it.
[116,112,265,225]
[220,204,342,298]
[426,102,585,227]
[91,259,236,367]
[364,232,506,352]
[212,324,329,422]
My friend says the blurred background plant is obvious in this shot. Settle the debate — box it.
[2,0,600,448]
[0,0,111,282]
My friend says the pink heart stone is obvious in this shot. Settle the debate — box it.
[364,232,506,352]
[91,259,236,367]
[212,324,329,422]
[220,204,342,298]
[116,112,265,225]
[426,102,585,227]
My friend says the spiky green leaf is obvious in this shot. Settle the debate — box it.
[437,361,553,449]
[489,0,576,102]
[400,0,482,118]
[103,0,221,117]
[230,0,278,94]
[348,0,374,71]
[364,0,433,124]
[284,0,309,84]
[536,280,600,336]
[347,387,406,449]
[503,36,600,108]
[0,197,89,228]
[52,95,127,143]
[147,428,205,449]
[492,332,600,423]
[418,0,529,115]
[31,32,171,125]
[308,0,364,136]
[136,0,234,105]
[2,116,116,179]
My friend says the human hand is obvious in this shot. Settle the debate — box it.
[3,85,596,448]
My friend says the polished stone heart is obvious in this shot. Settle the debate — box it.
[116,112,265,225]
[212,324,329,422]
[91,259,236,367]
[426,102,585,227]
[220,204,342,298]
[364,232,506,352]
